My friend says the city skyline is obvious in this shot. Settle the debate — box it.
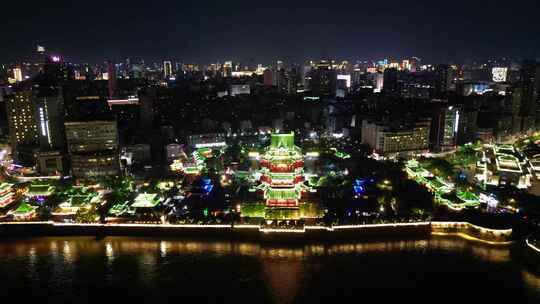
[2,1,540,301]
[2,0,540,64]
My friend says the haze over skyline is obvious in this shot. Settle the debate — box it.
[2,0,540,64]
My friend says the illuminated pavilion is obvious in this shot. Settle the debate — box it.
[0,183,15,208]
[259,133,305,209]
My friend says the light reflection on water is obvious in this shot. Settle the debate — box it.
[41,237,507,262]
[0,236,537,303]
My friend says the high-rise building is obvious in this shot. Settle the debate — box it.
[434,64,455,97]
[64,120,119,178]
[361,119,431,155]
[382,68,399,96]
[263,69,273,87]
[6,74,67,169]
[307,60,337,96]
[34,85,65,151]
[430,106,460,151]
[107,61,118,99]
[43,55,73,83]
[33,83,66,175]
[223,61,233,77]
[12,67,23,82]
[163,61,173,79]
[5,90,38,164]
[518,61,540,131]
[492,67,508,82]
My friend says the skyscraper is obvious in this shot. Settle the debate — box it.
[12,67,23,82]
[5,89,38,164]
[5,72,66,169]
[263,69,273,87]
[518,61,540,131]
[163,61,173,79]
[307,60,337,96]
[107,61,118,99]
[382,68,399,96]
[34,85,65,152]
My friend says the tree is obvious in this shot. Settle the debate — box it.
[75,207,99,223]
[396,180,434,218]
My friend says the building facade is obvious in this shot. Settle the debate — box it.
[64,120,119,178]
[362,119,431,155]
[259,133,305,211]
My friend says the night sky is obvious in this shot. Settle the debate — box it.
[2,0,540,64]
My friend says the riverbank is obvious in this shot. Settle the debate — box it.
[0,221,515,245]
[1,234,538,303]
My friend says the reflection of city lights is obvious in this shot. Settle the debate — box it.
[106,242,114,260]
[160,241,168,257]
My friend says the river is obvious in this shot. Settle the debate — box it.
[0,236,538,303]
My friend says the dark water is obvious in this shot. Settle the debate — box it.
[0,236,539,303]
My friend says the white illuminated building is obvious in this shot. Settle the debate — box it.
[492,67,508,82]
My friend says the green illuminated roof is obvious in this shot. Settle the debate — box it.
[61,194,95,208]
[184,166,202,174]
[109,202,130,216]
[430,178,445,189]
[270,133,295,149]
[131,193,161,208]
[12,202,38,215]
[331,148,351,159]
[27,184,55,196]
[456,190,479,203]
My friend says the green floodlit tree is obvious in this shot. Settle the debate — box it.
[448,145,479,168]
[75,206,99,223]
[299,202,325,218]
[420,157,454,180]
[240,202,266,218]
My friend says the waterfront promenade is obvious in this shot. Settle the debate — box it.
[0,221,514,244]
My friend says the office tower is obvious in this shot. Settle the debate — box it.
[223,61,233,77]
[64,120,119,178]
[43,55,72,83]
[511,87,523,133]
[263,69,273,87]
[13,67,23,82]
[307,59,337,96]
[34,85,65,152]
[435,64,453,97]
[107,61,118,99]
[163,61,173,79]
[382,68,399,96]
[431,106,460,152]
[456,109,478,145]
[6,74,67,172]
[5,89,38,165]
[33,82,66,175]
[361,119,431,155]
[518,61,540,131]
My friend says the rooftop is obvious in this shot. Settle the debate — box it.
[11,202,38,215]
[26,184,55,196]
[132,193,161,208]
[270,133,295,150]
